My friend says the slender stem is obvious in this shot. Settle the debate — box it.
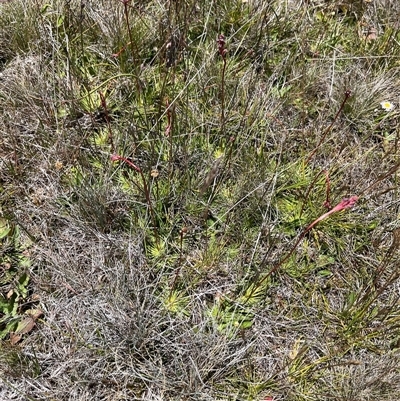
[111,154,158,244]
[217,34,228,136]
[220,57,226,134]
[121,0,141,95]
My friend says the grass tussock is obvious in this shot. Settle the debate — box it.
[1,0,400,399]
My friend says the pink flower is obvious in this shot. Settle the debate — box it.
[110,154,141,172]
[217,34,227,59]
[307,195,358,231]
[110,154,121,162]
[332,196,358,211]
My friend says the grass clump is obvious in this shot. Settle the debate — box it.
[1,0,400,400]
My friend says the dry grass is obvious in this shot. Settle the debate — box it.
[1,0,400,400]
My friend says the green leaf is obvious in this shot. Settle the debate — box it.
[0,217,11,240]
[239,319,253,329]
[40,3,51,14]
[57,14,65,28]
[316,255,335,268]
[17,272,30,298]
[0,294,10,315]
[317,269,332,277]
[0,292,18,317]
[19,255,31,268]
[0,320,19,340]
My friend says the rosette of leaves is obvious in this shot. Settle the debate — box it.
[0,215,41,343]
